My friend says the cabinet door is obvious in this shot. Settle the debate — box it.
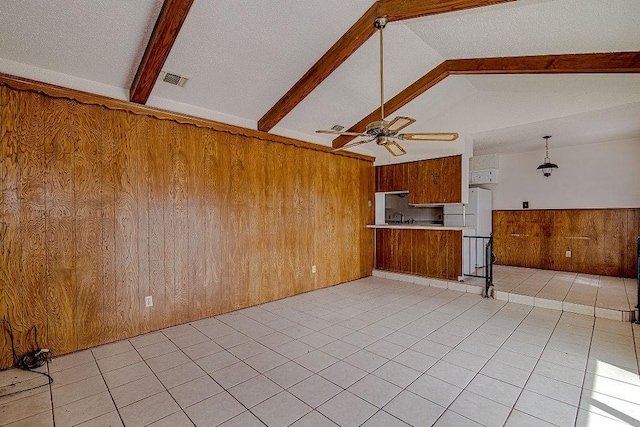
[407,160,429,204]
[439,155,462,203]
[408,156,461,204]
[376,229,411,273]
[376,163,408,192]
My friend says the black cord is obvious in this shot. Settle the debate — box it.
[1,319,53,398]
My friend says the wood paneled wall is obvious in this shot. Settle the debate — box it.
[493,209,640,278]
[0,85,374,369]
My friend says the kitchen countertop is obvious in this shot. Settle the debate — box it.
[367,224,475,231]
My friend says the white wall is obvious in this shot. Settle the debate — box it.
[485,138,640,210]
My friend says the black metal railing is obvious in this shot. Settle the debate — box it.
[463,235,494,298]
[636,237,640,324]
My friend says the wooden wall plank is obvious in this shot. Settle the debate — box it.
[1,86,24,366]
[246,138,267,304]
[74,102,104,349]
[112,110,140,340]
[203,129,226,316]
[18,91,48,355]
[147,116,167,330]
[44,97,76,355]
[227,134,250,310]
[173,124,190,324]
[0,87,6,367]
[163,121,177,325]
[187,124,206,319]
[135,115,151,334]
[100,110,117,344]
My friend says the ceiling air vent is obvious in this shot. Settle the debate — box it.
[331,125,345,131]
[160,71,190,88]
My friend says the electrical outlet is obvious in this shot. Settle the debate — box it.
[311,265,317,274]
[565,251,572,258]
[145,296,153,307]
[367,200,372,207]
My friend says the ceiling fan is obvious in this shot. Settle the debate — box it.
[316,17,458,156]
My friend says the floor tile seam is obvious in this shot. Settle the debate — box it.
[400,298,534,410]
[245,389,312,427]
[47,361,55,427]
[633,321,640,388]
[446,388,514,423]
[0,363,56,426]
[535,313,593,426]
[173,347,269,425]
[93,349,127,427]
[122,335,212,426]
[49,373,110,409]
[475,301,560,424]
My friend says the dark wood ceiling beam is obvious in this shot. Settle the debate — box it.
[333,51,640,148]
[129,0,194,104]
[257,3,380,132]
[258,0,516,132]
[378,0,516,22]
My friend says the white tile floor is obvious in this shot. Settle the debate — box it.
[2,275,640,426]
[467,265,637,321]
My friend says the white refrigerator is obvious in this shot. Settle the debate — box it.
[444,188,492,274]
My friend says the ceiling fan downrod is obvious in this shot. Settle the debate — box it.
[375,17,387,121]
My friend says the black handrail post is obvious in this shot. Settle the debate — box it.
[636,237,640,325]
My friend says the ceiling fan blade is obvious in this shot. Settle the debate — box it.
[316,129,369,136]
[331,138,372,152]
[386,116,416,133]
[398,132,459,142]
[383,140,407,157]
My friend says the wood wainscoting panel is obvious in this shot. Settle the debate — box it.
[493,208,639,278]
[0,84,374,369]
[376,228,462,281]
[625,209,640,278]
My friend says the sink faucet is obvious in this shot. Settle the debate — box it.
[392,212,404,223]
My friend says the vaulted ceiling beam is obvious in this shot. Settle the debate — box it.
[257,0,515,132]
[377,0,515,22]
[332,51,640,148]
[129,0,194,104]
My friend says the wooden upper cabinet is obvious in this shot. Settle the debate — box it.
[408,155,462,204]
[376,162,408,192]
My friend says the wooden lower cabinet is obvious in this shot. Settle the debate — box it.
[493,208,640,277]
[376,228,462,280]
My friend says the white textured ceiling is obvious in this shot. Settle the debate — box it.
[1,0,639,162]
[0,0,162,89]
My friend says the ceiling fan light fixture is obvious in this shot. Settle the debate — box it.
[537,135,559,178]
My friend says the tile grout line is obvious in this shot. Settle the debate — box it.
[93,345,127,427]
[430,299,537,426]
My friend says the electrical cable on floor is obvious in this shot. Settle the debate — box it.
[0,319,53,398]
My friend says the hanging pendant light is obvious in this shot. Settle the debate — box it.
[537,135,558,177]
